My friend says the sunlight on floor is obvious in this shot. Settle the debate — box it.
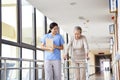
[89,71,112,80]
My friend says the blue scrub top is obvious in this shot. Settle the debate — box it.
[41,33,65,60]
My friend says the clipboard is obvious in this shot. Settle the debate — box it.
[46,38,53,52]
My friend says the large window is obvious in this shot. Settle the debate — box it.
[36,9,45,47]
[2,0,17,42]
[22,0,34,45]
[0,0,67,80]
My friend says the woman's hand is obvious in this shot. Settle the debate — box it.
[48,47,54,52]
[54,45,58,49]
[53,44,64,50]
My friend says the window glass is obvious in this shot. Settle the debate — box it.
[22,48,34,80]
[47,18,53,33]
[36,9,45,47]
[36,50,44,80]
[1,44,20,80]
[22,0,34,45]
[37,50,44,61]
[2,0,17,42]
[2,44,19,58]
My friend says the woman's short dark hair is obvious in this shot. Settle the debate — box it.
[48,22,58,33]
[74,26,82,33]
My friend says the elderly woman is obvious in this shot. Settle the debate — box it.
[64,26,89,80]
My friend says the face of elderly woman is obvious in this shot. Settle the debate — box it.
[74,30,81,40]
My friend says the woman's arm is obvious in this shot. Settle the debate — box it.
[40,43,54,51]
[66,37,74,54]
[54,45,64,50]
[63,37,73,59]
[83,36,89,59]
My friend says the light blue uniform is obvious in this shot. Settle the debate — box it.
[41,33,64,80]
[41,33,64,60]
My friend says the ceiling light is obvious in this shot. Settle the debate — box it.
[86,20,89,22]
[78,16,85,20]
[70,2,76,5]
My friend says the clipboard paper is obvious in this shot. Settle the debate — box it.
[46,38,53,52]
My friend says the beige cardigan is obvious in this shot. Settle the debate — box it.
[66,35,89,61]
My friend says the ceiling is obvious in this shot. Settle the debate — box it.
[27,0,115,55]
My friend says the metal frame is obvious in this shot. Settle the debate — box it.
[63,59,89,80]
[44,16,47,34]
[0,0,2,79]
[0,57,44,80]
[66,33,70,80]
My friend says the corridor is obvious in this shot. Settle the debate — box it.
[0,0,120,80]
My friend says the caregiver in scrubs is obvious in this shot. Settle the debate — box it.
[40,22,64,80]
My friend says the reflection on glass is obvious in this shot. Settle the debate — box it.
[36,50,44,80]
[1,44,19,80]
[36,9,45,48]
[36,65,44,80]
[22,0,34,45]
[1,70,19,80]
[2,0,17,42]
[22,48,34,80]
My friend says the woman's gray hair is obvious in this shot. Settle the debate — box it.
[74,26,82,33]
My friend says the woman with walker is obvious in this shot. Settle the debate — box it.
[64,26,89,80]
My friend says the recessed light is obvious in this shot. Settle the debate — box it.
[86,20,89,22]
[70,2,76,5]
[78,16,85,20]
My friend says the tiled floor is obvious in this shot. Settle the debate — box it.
[63,71,112,80]
[89,72,112,80]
